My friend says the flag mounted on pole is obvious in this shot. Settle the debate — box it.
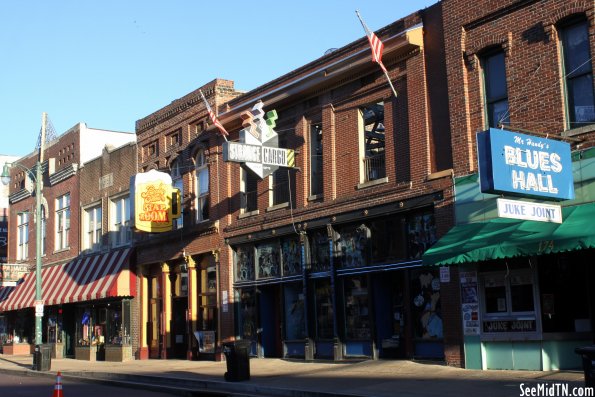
[199,89,229,140]
[356,10,398,98]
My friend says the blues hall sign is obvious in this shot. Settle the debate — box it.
[477,128,574,200]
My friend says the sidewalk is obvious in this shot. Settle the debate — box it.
[0,354,587,397]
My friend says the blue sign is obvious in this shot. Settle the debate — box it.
[477,128,574,200]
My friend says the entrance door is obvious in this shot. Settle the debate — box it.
[171,297,188,359]
[373,272,406,358]
[62,307,75,358]
[258,285,282,357]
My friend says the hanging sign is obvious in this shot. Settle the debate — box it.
[130,169,182,233]
[497,198,562,223]
[223,101,295,179]
[477,128,574,200]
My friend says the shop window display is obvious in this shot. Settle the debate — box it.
[281,237,301,276]
[235,245,254,281]
[336,224,370,269]
[256,242,280,278]
[410,269,443,339]
[310,230,330,272]
[343,276,371,340]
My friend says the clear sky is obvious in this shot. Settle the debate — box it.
[0,1,437,157]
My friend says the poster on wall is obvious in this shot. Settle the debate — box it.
[460,271,480,335]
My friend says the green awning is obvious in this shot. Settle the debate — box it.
[422,203,595,266]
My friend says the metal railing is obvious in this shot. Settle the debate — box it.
[363,153,386,182]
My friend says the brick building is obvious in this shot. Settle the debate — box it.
[0,121,135,359]
[133,79,242,360]
[423,0,595,370]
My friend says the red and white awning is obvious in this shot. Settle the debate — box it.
[0,248,133,312]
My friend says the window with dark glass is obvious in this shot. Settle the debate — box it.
[407,212,437,260]
[235,245,255,281]
[482,50,509,128]
[283,283,305,340]
[360,102,386,182]
[560,18,595,129]
[195,149,209,222]
[272,132,291,206]
[171,159,184,229]
[310,122,323,196]
[343,276,371,340]
[281,237,301,276]
[370,216,407,263]
[238,288,257,341]
[336,224,370,268]
[198,263,217,331]
[314,280,333,339]
[242,168,258,213]
[256,242,280,278]
[310,230,330,272]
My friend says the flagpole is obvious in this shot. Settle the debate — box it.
[355,10,398,98]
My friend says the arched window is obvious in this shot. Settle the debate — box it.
[195,149,209,222]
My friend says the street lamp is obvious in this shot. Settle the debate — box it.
[1,112,47,363]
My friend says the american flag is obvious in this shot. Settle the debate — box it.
[356,10,397,97]
[199,89,229,138]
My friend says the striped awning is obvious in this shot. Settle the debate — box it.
[0,248,133,312]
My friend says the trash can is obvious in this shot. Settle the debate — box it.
[223,340,251,382]
[32,344,52,371]
[575,345,595,387]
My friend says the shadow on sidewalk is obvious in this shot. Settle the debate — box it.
[0,356,32,370]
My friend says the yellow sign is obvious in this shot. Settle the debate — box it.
[131,170,181,233]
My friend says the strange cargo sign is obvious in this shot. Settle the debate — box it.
[477,128,574,200]
[130,169,181,233]
[223,101,295,179]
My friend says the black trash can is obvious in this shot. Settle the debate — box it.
[575,345,595,387]
[32,344,52,371]
[223,340,251,382]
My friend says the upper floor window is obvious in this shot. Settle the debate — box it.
[144,141,158,161]
[195,149,209,222]
[310,122,323,197]
[17,212,28,260]
[560,17,594,129]
[171,159,184,229]
[360,102,386,182]
[166,129,181,151]
[84,204,102,252]
[241,167,258,214]
[111,195,131,247]
[55,193,70,250]
[481,50,509,128]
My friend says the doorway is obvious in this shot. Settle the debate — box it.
[258,285,282,357]
[171,297,188,358]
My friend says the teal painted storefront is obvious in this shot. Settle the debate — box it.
[428,147,595,370]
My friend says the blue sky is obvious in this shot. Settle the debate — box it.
[0,1,437,157]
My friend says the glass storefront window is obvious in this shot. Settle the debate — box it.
[0,315,8,344]
[199,265,217,331]
[235,245,255,281]
[343,276,371,340]
[238,288,257,341]
[314,280,333,339]
[76,307,102,346]
[410,269,443,339]
[283,283,305,340]
[106,301,131,345]
[256,243,280,278]
[407,213,437,260]
[371,216,407,263]
[337,224,370,269]
[46,308,63,344]
[281,238,301,276]
[310,230,330,272]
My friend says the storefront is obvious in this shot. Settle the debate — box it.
[422,142,595,370]
[0,248,136,361]
[138,252,219,360]
[231,200,445,361]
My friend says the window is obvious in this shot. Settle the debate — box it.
[310,122,323,197]
[166,130,181,151]
[343,276,371,340]
[144,141,158,161]
[560,18,595,129]
[283,283,305,340]
[55,193,70,250]
[481,50,509,128]
[111,195,131,247]
[314,280,333,339]
[360,102,386,182]
[195,150,209,222]
[241,168,258,213]
[480,267,537,335]
[271,134,290,206]
[17,212,28,260]
[84,204,102,252]
[171,159,184,229]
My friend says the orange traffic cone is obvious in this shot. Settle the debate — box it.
[52,371,63,397]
